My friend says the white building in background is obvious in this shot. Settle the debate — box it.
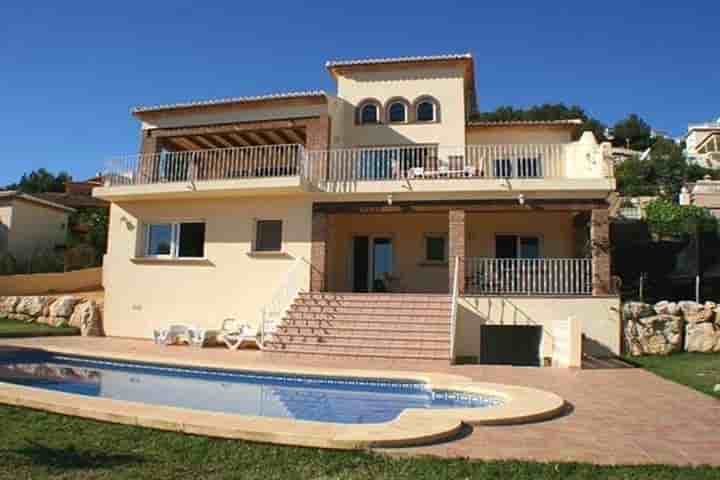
[685,119,720,169]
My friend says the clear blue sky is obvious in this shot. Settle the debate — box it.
[2,1,718,185]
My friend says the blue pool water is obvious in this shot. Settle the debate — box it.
[0,351,502,424]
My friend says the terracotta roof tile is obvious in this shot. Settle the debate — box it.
[132,90,327,114]
[326,53,472,68]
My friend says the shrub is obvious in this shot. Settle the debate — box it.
[645,199,718,238]
[0,253,17,275]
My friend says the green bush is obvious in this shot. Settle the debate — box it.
[0,253,17,275]
[645,199,718,238]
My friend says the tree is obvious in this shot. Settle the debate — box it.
[615,138,716,198]
[471,103,606,141]
[4,168,70,193]
[611,114,652,150]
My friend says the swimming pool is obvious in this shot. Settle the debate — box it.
[0,351,502,424]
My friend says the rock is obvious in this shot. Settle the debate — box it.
[685,307,715,325]
[49,316,69,327]
[623,302,653,320]
[0,296,19,315]
[49,296,80,318]
[654,301,680,316]
[8,313,32,322]
[69,300,103,336]
[686,322,720,352]
[16,296,51,316]
[705,301,717,310]
[36,316,51,325]
[678,301,703,316]
[714,384,720,393]
[624,313,684,356]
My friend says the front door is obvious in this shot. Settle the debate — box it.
[371,237,393,292]
[352,235,394,292]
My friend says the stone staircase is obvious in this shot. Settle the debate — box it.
[263,292,452,360]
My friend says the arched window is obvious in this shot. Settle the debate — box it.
[357,100,381,125]
[387,101,407,123]
[416,100,437,122]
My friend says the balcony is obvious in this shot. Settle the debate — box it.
[94,141,614,200]
[465,257,593,296]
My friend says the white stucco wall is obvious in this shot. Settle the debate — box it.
[455,296,621,360]
[330,65,467,148]
[102,196,313,338]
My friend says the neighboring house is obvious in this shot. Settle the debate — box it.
[682,177,720,218]
[93,53,619,363]
[685,120,720,168]
[0,191,75,264]
[35,177,109,235]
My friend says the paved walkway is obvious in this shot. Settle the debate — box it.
[1,337,719,466]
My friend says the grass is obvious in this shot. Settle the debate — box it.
[0,317,79,338]
[628,352,720,398]
[0,404,717,479]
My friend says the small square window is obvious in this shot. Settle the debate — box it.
[178,222,206,258]
[144,222,206,258]
[425,235,447,262]
[255,220,282,252]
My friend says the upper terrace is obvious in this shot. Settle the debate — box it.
[94,132,614,201]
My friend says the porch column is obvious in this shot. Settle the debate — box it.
[138,130,159,183]
[448,209,466,294]
[310,210,328,291]
[591,208,611,295]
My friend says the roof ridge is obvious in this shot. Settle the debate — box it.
[132,90,327,114]
[325,53,472,68]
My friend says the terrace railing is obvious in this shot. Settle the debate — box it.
[103,144,305,187]
[465,257,592,296]
[305,144,566,182]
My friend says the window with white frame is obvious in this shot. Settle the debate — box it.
[358,102,380,124]
[144,222,206,258]
[495,234,540,259]
[254,220,283,252]
[424,234,447,262]
[387,101,407,123]
[416,99,438,122]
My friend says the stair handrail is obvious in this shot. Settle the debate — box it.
[449,255,460,363]
[260,256,308,345]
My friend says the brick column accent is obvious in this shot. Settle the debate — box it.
[448,209,466,294]
[310,210,328,291]
[591,208,611,295]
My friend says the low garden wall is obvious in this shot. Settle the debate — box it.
[0,267,102,296]
[623,301,720,355]
[0,295,103,336]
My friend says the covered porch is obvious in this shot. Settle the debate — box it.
[311,199,611,297]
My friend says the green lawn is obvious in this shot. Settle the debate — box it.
[628,352,720,398]
[0,317,79,338]
[0,404,717,479]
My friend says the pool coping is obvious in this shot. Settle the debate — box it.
[0,343,566,449]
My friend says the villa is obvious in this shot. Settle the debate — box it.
[93,53,620,365]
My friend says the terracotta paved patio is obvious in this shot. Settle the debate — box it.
[1,337,719,466]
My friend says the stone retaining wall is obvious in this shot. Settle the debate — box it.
[0,295,103,336]
[624,301,720,355]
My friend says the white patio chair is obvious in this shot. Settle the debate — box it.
[153,324,192,346]
[408,167,425,178]
[217,319,260,350]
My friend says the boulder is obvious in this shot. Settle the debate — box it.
[654,301,680,316]
[686,322,720,352]
[69,300,103,336]
[36,316,51,325]
[49,296,80,318]
[16,296,51,316]
[678,301,703,316]
[8,313,32,322]
[623,302,653,320]
[0,296,19,315]
[685,307,715,325]
[625,314,684,356]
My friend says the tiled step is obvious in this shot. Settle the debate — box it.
[265,292,452,361]
[263,342,451,360]
[276,325,450,338]
[285,310,450,321]
[271,333,450,347]
[281,318,450,330]
[289,305,450,315]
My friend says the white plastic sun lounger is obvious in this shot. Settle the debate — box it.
[153,324,192,346]
[216,319,260,350]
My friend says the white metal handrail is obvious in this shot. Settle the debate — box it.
[305,144,565,182]
[465,257,592,296]
[103,144,305,187]
[259,257,308,345]
[449,255,460,364]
